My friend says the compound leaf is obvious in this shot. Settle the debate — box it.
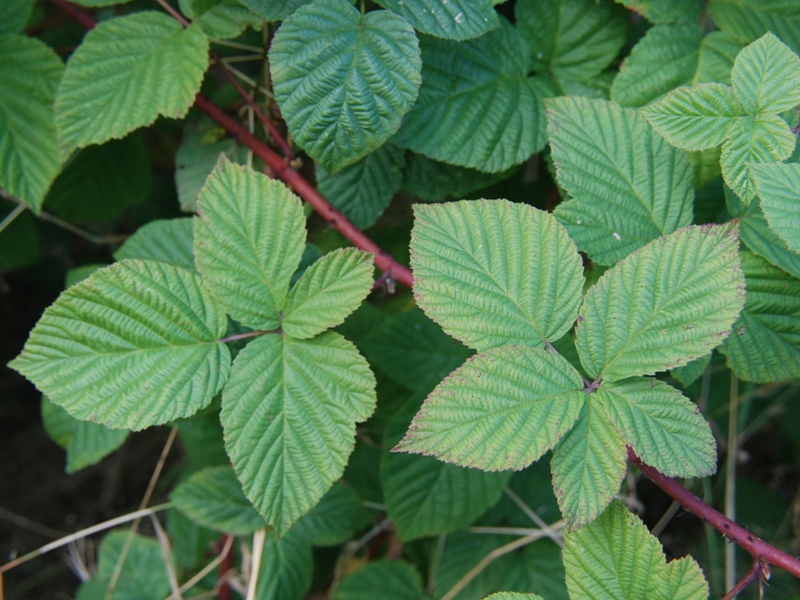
[598,378,716,477]
[393,19,548,173]
[221,332,376,534]
[374,0,499,41]
[269,0,421,172]
[548,97,694,265]
[292,481,370,546]
[730,32,800,114]
[575,224,745,381]
[194,160,306,330]
[0,34,63,212]
[256,530,314,600]
[660,557,709,600]
[114,218,195,272]
[551,399,626,529]
[751,163,800,255]
[56,12,209,153]
[332,561,424,600]
[719,251,800,383]
[395,345,585,471]
[411,200,584,352]
[10,260,230,430]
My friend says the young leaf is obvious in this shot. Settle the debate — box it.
[221,332,376,534]
[194,160,306,330]
[563,501,709,600]
[393,19,549,173]
[292,482,370,546]
[598,378,717,477]
[282,248,374,339]
[9,260,230,430]
[575,224,745,382]
[317,144,406,230]
[0,34,63,212]
[256,530,314,600]
[548,97,694,265]
[411,200,585,352]
[170,466,267,535]
[730,31,800,114]
[56,12,209,153]
[381,394,510,541]
[395,345,585,471]
[114,218,196,272]
[374,0,499,41]
[269,0,421,172]
[551,399,626,529]
[751,163,800,255]
[332,560,424,600]
[719,251,800,383]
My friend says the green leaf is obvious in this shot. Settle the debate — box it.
[598,378,716,477]
[282,248,374,339]
[167,507,218,570]
[670,353,711,387]
[114,218,196,272]
[551,399,626,528]
[45,135,152,221]
[395,345,585,471]
[317,144,405,229]
[256,530,314,600]
[9,260,231,430]
[333,560,424,600]
[695,31,743,84]
[176,129,245,212]
[73,0,133,5]
[170,466,267,534]
[516,0,627,81]
[194,160,306,330]
[0,205,39,272]
[374,0,499,41]
[175,405,229,474]
[56,12,209,153]
[738,196,800,280]
[401,152,507,202]
[393,19,548,173]
[0,0,34,34]
[292,481,369,546]
[563,501,709,600]
[719,251,800,383]
[239,0,310,20]
[687,146,722,189]
[751,163,800,255]
[269,0,421,172]
[94,531,174,599]
[575,224,745,381]
[192,0,261,40]
[484,595,545,600]
[221,332,376,534]
[357,308,473,391]
[641,83,741,151]
[730,32,800,114]
[613,0,702,24]
[41,396,128,474]
[0,34,63,212]
[382,394,510,541]
[709,0,800,55]
[548,97,694,265]
[411,200,584,352]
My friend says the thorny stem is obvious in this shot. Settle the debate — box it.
[722,558,765,599]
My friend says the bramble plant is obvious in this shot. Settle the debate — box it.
[3,0,800,599]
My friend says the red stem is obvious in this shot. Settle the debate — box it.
[628,448,800,579]
[721,559,763,599]
[49,0,96,29]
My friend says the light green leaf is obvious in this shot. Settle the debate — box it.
[170,466,266,534]
[93,531,174,599]
[114,218,196,272]
[709,0,800,55]
[411,200,585,352]
[720,114,795,204]
[333,560,424,600]
[516,0,627,81]
[564,501,708,600]
[316,144,405,229]
[393,19,548,173]
[56,12,209,153]
[0,0,34,34]
[375,0,499,41]
[695,31,742,84]
[575,224,745,381]
[256,530,313,600]
[395,345,585,471]
[282,248,374,340]
[382,394,510,541]
[176,129,245,212]
[221,332,376,534]
[401,152,506,202]
[10,260,230,430]
[719,251,800,383]
[192,0,261,40]
[548,97,694,265]
[269,0,421,172]
[613,0,701,24]
[670,353,711,387]
[41,396,128,474]
[641,83,741,151]
[751,163,800,255]
[0,34,63,213]
[292,481,370,546]
[731,32,800,114]
[598,378,716,477]
[194,160,306,330]
[551,399,626,529]
[738,196,800,280]
[239,0,310,20]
